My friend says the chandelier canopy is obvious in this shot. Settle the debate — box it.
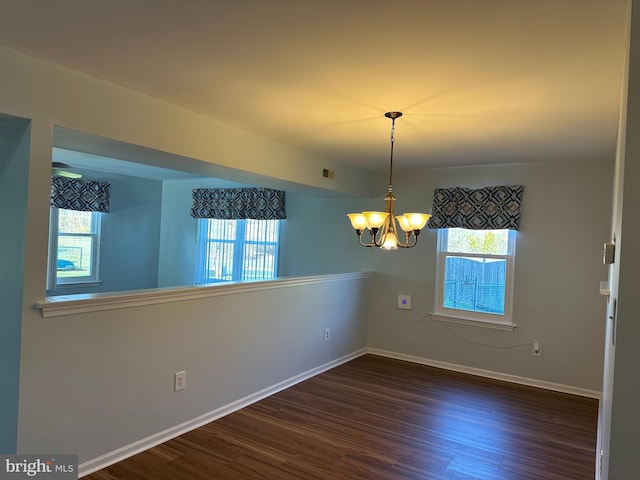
[347,112,431,250]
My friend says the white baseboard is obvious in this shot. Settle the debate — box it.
[367,348,601,399]
[79,348,367,477]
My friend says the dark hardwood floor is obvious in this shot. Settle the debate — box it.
[84,355,598,480]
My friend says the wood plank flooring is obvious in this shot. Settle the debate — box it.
[84,355,598,479]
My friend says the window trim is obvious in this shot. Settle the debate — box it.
[47,207,102,289]
[434,228,516,329]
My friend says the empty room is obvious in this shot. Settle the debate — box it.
[1,1,639,479]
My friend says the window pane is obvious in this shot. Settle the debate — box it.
[205,240,234,282]
[203,219,235,282]
[200,219,279,283]
[242,220,279,280]
[57,234,94,278]
[443,256,506,315]
[207,219,236,240]
[243,242,277,280]
[58,209,94,234]
[245,219,278,242]
[446,228,509,255]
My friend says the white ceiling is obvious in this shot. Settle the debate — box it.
[0,0,629,172]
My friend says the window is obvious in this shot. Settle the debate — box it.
[434,228,516,328]
[196,219,280,283]
[47,208,102,288]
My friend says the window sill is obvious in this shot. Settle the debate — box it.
[55,280,103,288]
[431,313,517,331]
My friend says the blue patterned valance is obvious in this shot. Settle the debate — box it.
[427,185,524,230]
[50,176,111,213]
[191,187,286,220]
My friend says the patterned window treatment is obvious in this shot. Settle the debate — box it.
[50,176,111,213]
[191,187,286,220]
[427,185,524,230]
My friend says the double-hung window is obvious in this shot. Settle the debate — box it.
[196,218,280,283]
[434,228,516,329]
[47,207,102,288]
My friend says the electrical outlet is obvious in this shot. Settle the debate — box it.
[324,328,330,341]
[533,342,542,356]
[174,371,186,391]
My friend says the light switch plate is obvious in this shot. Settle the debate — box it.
[398,295,412,310]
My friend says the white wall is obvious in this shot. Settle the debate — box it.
[18,275,369,465]
[278,192,375,277]
[367,160,612,392]
[101,176,163,291]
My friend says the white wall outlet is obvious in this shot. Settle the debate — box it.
[398,294,412,310]
[533,342,542,356]
[324,328,330,341]
[174,370,186,391]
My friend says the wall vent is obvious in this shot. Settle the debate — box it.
[322,168,336,180]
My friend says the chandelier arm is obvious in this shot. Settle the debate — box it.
[396,231,410,248]
[354,229,376,247]
[372,213,387,247]
[370,227,381,247]
[396,231,419,248]
[405,230,420,248]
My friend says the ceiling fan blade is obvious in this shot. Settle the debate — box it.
[52,162,82,179]
[52,168,82,179]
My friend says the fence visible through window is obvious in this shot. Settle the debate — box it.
[443,256,506,315]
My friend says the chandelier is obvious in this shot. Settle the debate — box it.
[347,112,431,250]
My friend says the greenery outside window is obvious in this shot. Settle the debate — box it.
[196,219,280,284]
[47,208,102,288]
[434,228,516,329]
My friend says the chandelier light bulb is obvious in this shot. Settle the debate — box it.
[381,230,399,250]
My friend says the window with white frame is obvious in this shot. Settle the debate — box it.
[47,207,102,287]
[196,218,280,284]
[434,228,516,328]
